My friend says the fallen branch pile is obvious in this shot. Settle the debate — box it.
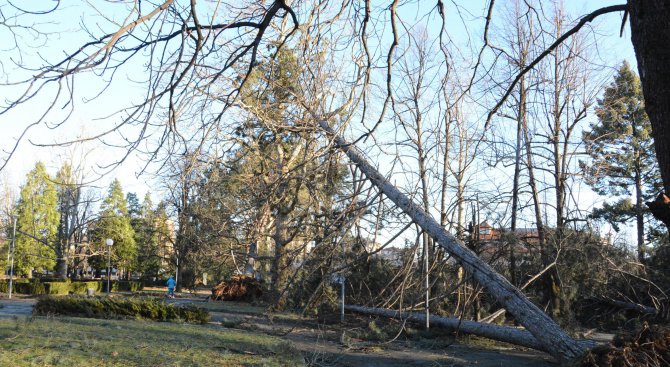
[210,275,262,302]
[576,322,670,367]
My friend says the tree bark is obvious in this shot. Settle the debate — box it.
[317,119,588,362]
[55,257,68,280]
[634,156,645,263]
[629,0,670,229]
[510,74,524,286]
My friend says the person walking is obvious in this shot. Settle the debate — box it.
[167,275,176,299]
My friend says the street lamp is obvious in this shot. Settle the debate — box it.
[8,216,17,299]
[106,238,114,293]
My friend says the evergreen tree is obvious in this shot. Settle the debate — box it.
[582,61,663,262]
[233,47,347,305]
[126,192,141,219]
[153,201,174,277]
[134,192,162,279]
[92,179,137,277]
[14,162,59,275]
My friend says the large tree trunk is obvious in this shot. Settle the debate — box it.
[55,257,68,280]
[344,305,592,354]
[317,119,589,362]
[270,207,290,306]
[629,0,670,229]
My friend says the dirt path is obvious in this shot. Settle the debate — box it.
[203,305,556,367]
[0,297,36,319]
[286,329,555,367]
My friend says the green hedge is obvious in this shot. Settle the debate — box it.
[0,280,143,295]
[0,279,45,295]
[44,282,70,295]
[69,281,103,294]
[33,296,209,323]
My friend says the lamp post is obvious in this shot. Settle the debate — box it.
[8,216,17,299]
[106,238,114,293]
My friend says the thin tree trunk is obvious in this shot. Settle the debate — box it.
[317,118,589,362]
[549,20,566,318]
[635,159,645,263]
[509,75,525,286]
[523,111,546,248]
[440,110,451,229]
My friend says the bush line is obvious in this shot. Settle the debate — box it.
[33,295,209,323]
[0,280,144,295]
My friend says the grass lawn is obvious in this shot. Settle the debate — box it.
[0,316,304,366]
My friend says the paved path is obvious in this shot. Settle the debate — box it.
[0,298,36,318]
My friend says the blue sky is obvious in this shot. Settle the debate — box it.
[0,1,638,238]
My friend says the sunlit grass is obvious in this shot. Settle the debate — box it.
[0,316,304,366]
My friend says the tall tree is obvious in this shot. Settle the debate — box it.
[236,46,346,306]
[533,2,595,318]
[14,162,59,276]
[93,179,137,278]
[582,61,661,262]
[54,162,81,279]
[133,192,162,279]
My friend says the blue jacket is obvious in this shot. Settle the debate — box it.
[167,277,176,289]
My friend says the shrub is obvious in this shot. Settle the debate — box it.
[69,281,103,294]
[17,279,46,295]
[102,280,144,292]
[0,279,143,295]
[33,296,209,324]
[0,279,32,294]
[44,282,70,295]
[114,281,144,292]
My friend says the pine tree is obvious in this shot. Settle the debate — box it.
[14,162,59,275]
[582,61,663,262]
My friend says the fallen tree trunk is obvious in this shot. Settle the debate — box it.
[317,117,591,361]
[602,298,659,315]
[345,304,549,352]
[480,261,557,323]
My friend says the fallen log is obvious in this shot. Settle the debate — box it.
[601,298,659,315]
[345,304,548,353]
[317,115,591,361]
